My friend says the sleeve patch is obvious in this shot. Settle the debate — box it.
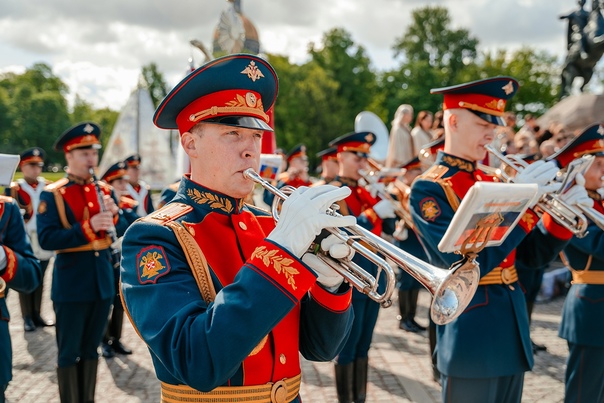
[137,245,171,284]
[420,197,441,221]
[38,200,47,215]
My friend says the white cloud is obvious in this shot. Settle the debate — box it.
[0,0,587,109]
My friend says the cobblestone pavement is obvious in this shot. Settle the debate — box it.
[5,264,567,402]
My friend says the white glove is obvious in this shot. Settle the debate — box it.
[302,253,344,289]
[393,221,409,241]
[559,174,593,208]
[320,233,355,260]
[367,182,385,198]
[302,233,355,289]
[513,160,559,187]
[373,199,396,219]
[512,160,562,206]
[267,185,357,257]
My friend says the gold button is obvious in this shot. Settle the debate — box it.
[476,174,482,181]
[279,354,286,364]
[94,251,99,257]
[84,187,90,192]
[238,222,247,231]
[88,202,94,208]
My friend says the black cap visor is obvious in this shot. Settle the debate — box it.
[202,116,273,132]
[469,110,506,127]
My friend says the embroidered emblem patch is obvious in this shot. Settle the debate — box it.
[252,246,299,290]
[137,245,171,284]
[241,60,265,82]
[420,197,440,221]
[502,80,514,95]
[38,200,47,214]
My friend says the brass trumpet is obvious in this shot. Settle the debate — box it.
[485,144,589,236]
[244,168,481,324]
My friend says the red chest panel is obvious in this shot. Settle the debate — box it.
[184,211,302,384]
[60,183,108,222]
[345,186,375,216]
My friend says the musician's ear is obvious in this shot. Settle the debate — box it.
[181,132,198,158]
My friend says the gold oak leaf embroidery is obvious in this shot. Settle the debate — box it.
[252,246,299,290]
[521,212,535,230]
[140,251,165,279]
[187,189,233,213]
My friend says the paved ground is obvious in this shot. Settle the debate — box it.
[5,263,568,402]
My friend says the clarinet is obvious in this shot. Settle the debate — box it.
[89,168,121,269]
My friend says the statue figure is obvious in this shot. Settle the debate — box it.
[560,0,604,98]
[560,0,590,57]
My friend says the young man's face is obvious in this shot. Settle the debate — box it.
[66,148,99,178]
[111,178,129,195]
[127,165,140,184]
[445,109,497,162]
[21,164,43,182]
[338,151,368,180]
[583,155,604,191]
[183,122,263,198]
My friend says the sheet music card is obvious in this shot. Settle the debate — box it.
[438,182,538,254]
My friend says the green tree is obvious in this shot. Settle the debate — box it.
[142,63,168,108]
[308,28,382,131]
[392,6,479,84]
[269,54,347,167]
[0,64,71,161]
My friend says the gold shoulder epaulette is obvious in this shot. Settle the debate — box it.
[419,165,449,181]
[141,202,193,226]
[45,177,69,192]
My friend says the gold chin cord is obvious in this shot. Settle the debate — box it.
[244,168,481,325]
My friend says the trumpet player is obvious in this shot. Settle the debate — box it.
[327,131,396,403]
[313,146,339,186]
[409,77,591,403]
[549,124,604,403]
[120,54,356,402]
[263,144,311,207]
[37,122,130,402]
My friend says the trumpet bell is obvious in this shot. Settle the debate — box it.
[430,257,481,325]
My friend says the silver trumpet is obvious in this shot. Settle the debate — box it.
[244,168,481,325]
[485,144,589,237]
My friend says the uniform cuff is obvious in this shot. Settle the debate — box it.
[518,209,539,233]
[247,240,316,301]
[541,212,573,240]
[363,208,383,235]
[81,219,98,242]
[310,283,352,313]
[0,246,17,283]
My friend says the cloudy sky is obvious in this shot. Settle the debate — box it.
[0,0,579,110]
